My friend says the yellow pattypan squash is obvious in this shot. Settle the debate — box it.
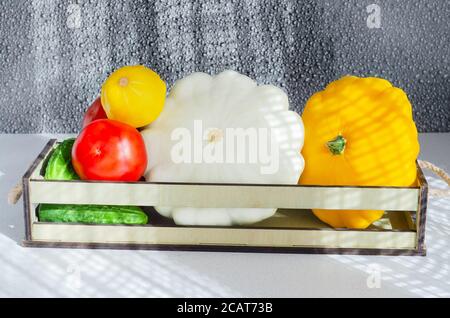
[101,65,166,128]
[299,76,420,229]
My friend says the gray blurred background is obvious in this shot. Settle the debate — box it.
[0,0,448,133]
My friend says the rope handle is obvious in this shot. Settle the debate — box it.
[418,160,450,198]
[8,182,23,205]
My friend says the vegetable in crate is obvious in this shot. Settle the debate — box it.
[101,65,166,128]
[39,204,148,225]
[82,97,107,128]
[299,76,420,229]
[44,138,79,180]
[72,119,147,181]
[141,70,305,226]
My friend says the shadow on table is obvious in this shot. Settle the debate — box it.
[0,232,240,297]
[329,174,450,297]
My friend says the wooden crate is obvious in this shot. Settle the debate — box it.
[21,139,428,256]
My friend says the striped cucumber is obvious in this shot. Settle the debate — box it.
[39,204,148,225]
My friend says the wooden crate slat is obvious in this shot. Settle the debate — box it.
[22,139,57,240]
[416,164,428,252]
[29,179,419,211]
[31,223,417,250]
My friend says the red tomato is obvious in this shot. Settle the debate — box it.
[72,119,147,181]
[82,97,107,128]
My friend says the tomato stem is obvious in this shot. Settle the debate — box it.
[119,77,129,87]
[327,135,346,155]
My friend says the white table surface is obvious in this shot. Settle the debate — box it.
[0,133,449,298]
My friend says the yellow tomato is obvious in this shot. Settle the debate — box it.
[101,65,166,128]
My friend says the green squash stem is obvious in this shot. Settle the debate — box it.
[327,135,347,155]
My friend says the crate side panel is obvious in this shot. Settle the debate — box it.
[29,181,420,211]
[23,139,57,240]
[22,179,32,240]
[416,164,428,252]
[31,223,417,250]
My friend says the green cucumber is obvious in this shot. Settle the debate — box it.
[45,138,79,180]
[39,204,148,225]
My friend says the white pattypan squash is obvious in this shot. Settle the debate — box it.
[141,70,304,226]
